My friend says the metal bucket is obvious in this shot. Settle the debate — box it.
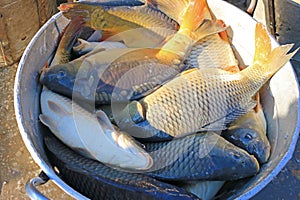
[14,0,300,199]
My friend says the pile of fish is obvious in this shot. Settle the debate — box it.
[38,0,298,199]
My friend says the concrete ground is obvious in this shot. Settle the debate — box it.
[0,0,299,199]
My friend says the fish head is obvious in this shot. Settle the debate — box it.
[40,63,77,98]
[222,127,271,164]
[221,147,260,180]
[96,110,153,170]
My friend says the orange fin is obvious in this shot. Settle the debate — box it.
[238,65,247,70]
[223,65,240,73]
[254,93,260,113]
[216,19,230,43]
[180,0,208,31]
[253,23,297,77]
[44,61,49,69]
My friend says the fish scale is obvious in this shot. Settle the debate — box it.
[142,68,259,137]
[145,132,259,181]
[45,135,200,200]
[186,33,238,70]
[107,6,179,34]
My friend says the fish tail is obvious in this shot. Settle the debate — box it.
[52,16,85,65]
[146,0,189,23]
[252,23,298,77]
[193,19,227,41]
[147,0,209,31]
[180,0,208,31]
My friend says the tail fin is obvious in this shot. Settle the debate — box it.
[147,0,214,24]
[253,23,297,77]
[146,0,189,23]
[194,19,227,41]
[180,0,208,31]
[51,16,85,65]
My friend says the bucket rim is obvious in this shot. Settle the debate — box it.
[13,1,300,199]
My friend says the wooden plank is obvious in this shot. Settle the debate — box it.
[0,0,57,67]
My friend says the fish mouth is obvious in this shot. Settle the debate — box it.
[251,140,271,164]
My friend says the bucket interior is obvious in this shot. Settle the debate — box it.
[14,1,300,199]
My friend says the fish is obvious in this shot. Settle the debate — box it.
[51,16,85,66]
[41,0,225,105]
[44,135,200,200]
[58,1,179,48]
[39,43,131,107]
[178,181,225,200]
[186,24,239,72]
[73,38,127,56]
[129,23,297,138]
[145,132,260,181]
[147,0,239,72]
[39,89,152,170]
[222,106,271,164]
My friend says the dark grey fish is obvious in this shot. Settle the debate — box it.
[44,135,200,200]
[222,108,271,164]
[145,132,260,181]
[39,48,184,105]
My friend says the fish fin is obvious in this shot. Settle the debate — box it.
[131,82,161,100]
[180,0,208,31]
[44,61,49,69]
[253,93,260,113]
[146,0,189,23]
[95,110,115,131]
[52,16,85,65]
[102,28,164,48]
[194,19,227,41]
[252,23,298,77]
[58,3,97,25]
[238,65,247,70]
[47,100,71,117]
[202,100,257,131]
[216,19,230,43]
[223,65,240,73]
[180,68,199,76]
[39,114,58,131]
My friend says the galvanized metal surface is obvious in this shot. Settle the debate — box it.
[10,0,300,199]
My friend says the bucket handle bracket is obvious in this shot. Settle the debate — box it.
[25,171,50,200]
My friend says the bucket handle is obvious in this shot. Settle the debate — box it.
[25,171,50,200]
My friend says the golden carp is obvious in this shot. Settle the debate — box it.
[58,1,179,47]
[148,0,239,71]
[127,23,297,137]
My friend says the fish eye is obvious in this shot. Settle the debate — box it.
[57,70,66,79]
[244,133,253,140]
